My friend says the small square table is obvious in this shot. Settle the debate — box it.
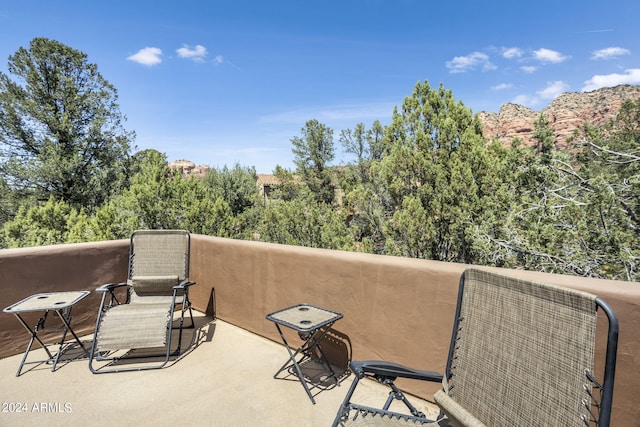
[266,303,343,404]
[3,291,90,376]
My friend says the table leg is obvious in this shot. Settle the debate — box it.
[273,323,318,404]
[12,308,88,376]
[273,322,343,404]
[51,307,88,372]
[13,313,55,377]
[313,337,340,386]
[300,325,341,386]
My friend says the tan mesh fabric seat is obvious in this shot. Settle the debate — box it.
[333,268,618,427]
[89,230,196,373]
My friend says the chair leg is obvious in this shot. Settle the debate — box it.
[186,301,195,328]
[383,380,425,418]
[332,367,363,426]
[172,297,196,354]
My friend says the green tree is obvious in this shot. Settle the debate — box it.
[1,196,89,247]
[509,116,566,269]
[366,81,495,263]
[477,104,639,281]
[340,120,385,184]
[202,163,259,215]
[0,175,16,227]
[291,119,335,204]
[469,138,560,270]
[0,37,134,211]
[71,150,233,241]
[268,165,305,202]
[567,99,640,280]
[532,113,555,164]
[114,150,232,234]
[254,189,352,250]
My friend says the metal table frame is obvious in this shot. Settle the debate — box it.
[266,303,343,404]
[3,291,90,376]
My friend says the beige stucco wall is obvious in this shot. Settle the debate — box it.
[1,235,639,425]
[0,240,130,357]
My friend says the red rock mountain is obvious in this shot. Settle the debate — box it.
[477,85,640,149]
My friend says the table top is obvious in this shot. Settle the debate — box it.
[266,303,343,332]
[3,291,90,313]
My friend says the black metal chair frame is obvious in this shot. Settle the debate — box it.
[89,230,196,373]
[333,268,619,426]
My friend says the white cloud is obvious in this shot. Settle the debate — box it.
[492,83,513,90]
[127,47,162,66]
[446,52,496,73]
[537,81,570,100]
[176,44,208,62]
[521,66,537,74]
[213,55,224,65]
[502,47,523,59]
[583,69,640,91]
[512,81,570,108]
[533,48,569,64]
[591,47,631,60]
[512,94,537,107]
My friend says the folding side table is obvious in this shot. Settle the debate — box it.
[266,303,343,404]
[3,291,90,376]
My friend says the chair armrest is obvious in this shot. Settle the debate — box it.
[353,360,443,382]
[434,389,487,427]
[96,282,129,292]
[174,280,196,290]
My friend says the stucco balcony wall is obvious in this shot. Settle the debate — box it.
[0,239,130,358]
[1,235,639,425]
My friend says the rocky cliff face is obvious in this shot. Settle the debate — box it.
[168,159,210,177]
[478,85,640,149]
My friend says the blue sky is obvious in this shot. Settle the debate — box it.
[1,1,639,173]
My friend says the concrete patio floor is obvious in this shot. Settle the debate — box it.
[0,312,439,426]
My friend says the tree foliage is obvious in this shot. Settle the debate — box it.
[202,163,259,215]
[340,120,385,184]
[254,189,352,250]
[1,39,637,283]
[0,38,134,211]
[2,196,88,247]
[473,110,640,280]
[345,81,501,263]
[291,119,335,204]
[566,99,640,279]
[94,150,233,238]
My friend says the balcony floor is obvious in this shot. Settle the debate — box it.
[0,312,438,426]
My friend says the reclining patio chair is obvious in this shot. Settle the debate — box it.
[89,230,196,373]
[333,268,619,426]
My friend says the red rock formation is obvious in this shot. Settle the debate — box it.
[478,85,640,149]
[168,159,210,177]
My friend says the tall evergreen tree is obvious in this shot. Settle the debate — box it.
[368,81,496,263]
[0,38,134,211]
[291,119,335,204]
[340,120,386,185]
[532,113,555,164]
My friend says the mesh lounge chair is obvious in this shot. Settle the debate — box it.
[333,268,619,426]
[89,230,196,373]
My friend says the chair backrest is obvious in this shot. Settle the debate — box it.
[128,230,190,296]
[444,268,617,426]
